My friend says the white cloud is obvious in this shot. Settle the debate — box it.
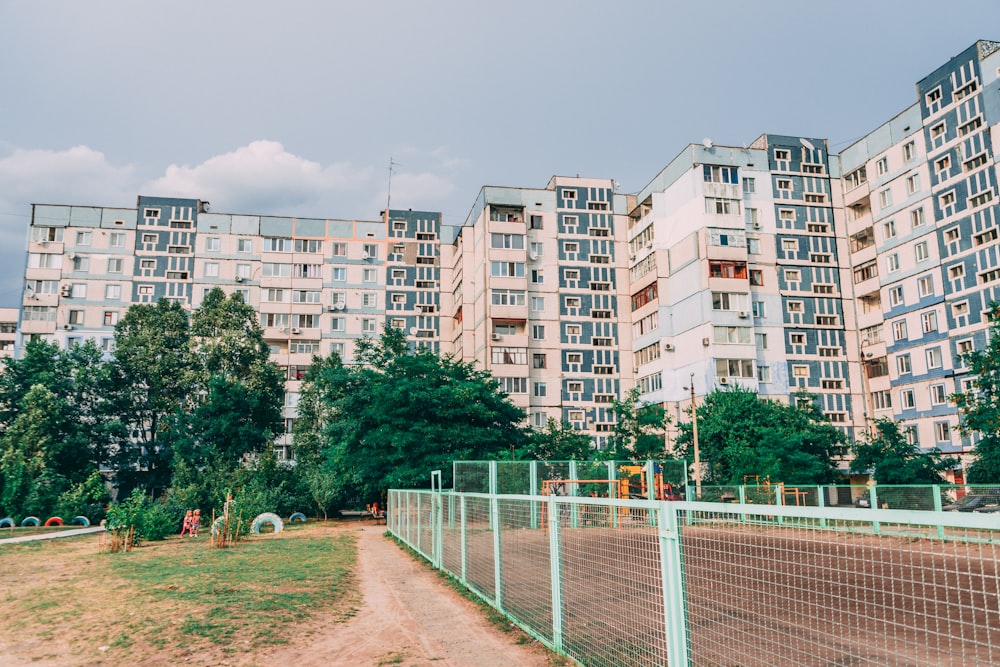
[382,171,458,211]
[143,141,374,215]
[0,146,137,304]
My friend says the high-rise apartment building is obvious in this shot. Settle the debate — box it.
[441,177,630,448]
[627,136,859,441]
[14,40,1000,474]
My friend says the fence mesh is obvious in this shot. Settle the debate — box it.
[389,491,1000,666]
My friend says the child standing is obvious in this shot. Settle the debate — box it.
[180,510,193,537]
[191,509,201,537]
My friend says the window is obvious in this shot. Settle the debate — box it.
[491,347,527,365]
[530,296,545,311]
[705,198,741,215]
[935,422,951,442]
[331,242,347,256]
[901,389,915,409]
[879,189,892,209]
[205,237,221,252]
[110,232,126,247]
[776,178,792,192]
[792,365,810,378]
[903,142,915,162]
[888,286,903,307]
[911,207,925,228]
[363,268,377,283]
[237,238,253,253]
[915,241,929,262]
[361,318,377,333]
[853,260,878,283]
[787,301,804,313]
[970,191,994,208]
[362,243,378,259]
[872,390,892,410]
[875,157,888,175]
[107,258,123,273]
[897,354,912,374]
[906,174,920,195]
[782,239,799,252]
[490,233,525,249]
[922,310,938,333]
[491,261,525,278]
[103,311,119,326]
[532,353,546,369]
[757,365,771,382]
[716,358,754,378]
[264,237,292,252]
[886,253,900,272]
[530,269,544,284]
[711,292,748,311]
[492,289,526,306]
[531,325,545,340]
[533,382,547,398]
[930,383,947,405]
[361,293,377,307]
[708,261,747,279]
[296,239,322,254]
[926,347,943,369]
[714,326,752,344]
[75,231,92,246]
[703,165,739,184]
[775,149,790,161]
[917,275,934,297]
[105,284,121,300]
[742,177,755,193]
[883,219,896,238]
[892,319,907,341]
[752,300,765,318]
[331,267,346,282]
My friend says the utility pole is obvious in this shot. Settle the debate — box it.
[689,372,701,499]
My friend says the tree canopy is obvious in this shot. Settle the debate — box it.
[297,327,529,502]
[674,386,846,485]
[953,305,1000,483]
[850,418,955,484]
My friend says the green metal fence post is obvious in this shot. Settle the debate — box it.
[658,502,690,667]
[530,460,539,530]
[776,486,784,526]
[491,490,503,612]
[609,462,620,529]
[460,494,468,585]
[933,485,944,538]
[870,486,881,535]
[569,460,579,528]
[547,494,564,653]
[818,485,827,529]
[431,472,443,570]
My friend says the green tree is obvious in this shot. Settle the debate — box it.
[675,386,846,485]
[308,327,527,503]
[516,418,594,461]
[953,305,1000,483]
[110,299,196,492]
[608,386,671,460]
[851,417,955,485]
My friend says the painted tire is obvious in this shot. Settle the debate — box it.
[288,512,307,523]
[44,516,64,527]
[20,516,40,527]
[71,515,90,526]
[0,517,13,528]
[251,512,284,534]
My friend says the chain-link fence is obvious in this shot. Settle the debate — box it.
[388,490,1000,666]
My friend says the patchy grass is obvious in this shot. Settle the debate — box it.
[0,522,360,665]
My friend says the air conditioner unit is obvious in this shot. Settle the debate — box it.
[645,241,653,249]
[753,222,761,230]
[326,305,336,311]
[718,376,729,385]
[702,337,710,346]
[277,325,286,332]
[67,252,76,260]
[234,275,243,283]
[62,324,74,331]
[663,342,675,351]
[528,252,539,261]
[60,285,72,297]
[361,251,370,260]
[490,333,502,341]
[738,311,749,318]
[291,327,301,334]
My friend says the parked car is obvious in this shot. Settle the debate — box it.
[943,490,1000,513]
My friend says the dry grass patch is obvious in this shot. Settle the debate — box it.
[0,522,359,666]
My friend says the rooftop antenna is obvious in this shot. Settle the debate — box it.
[386,157,399,211]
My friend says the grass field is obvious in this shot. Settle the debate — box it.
[1,522,359,666]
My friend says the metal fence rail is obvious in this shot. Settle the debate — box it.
[388,489,1000,667]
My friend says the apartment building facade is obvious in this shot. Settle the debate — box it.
[441,177,631,448]
[14,40,1000,471]
[627,136,861,442]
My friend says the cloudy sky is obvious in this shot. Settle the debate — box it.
[1,1,997,307]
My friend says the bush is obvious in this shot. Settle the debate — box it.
[105,489,185,547]
[53,470,110,524]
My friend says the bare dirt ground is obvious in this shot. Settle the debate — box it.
[0,523,560,667]
[259,524,555,667]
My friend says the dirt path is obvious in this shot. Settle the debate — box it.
[260,525,554,667]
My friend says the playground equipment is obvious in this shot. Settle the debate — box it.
[288,512,307,523]
[0,517,13,528]
[44,517,64,526]
[619,465,682,501]
[250,512,284,534]
[20,516,40,527]
[71,516,91,526]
